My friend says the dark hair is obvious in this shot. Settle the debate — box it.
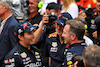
[46,2,61,12]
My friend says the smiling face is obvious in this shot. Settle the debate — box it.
[19,31,35,47]
[28,0,38,13]
[55,22,64,35]
[0,2,6,17]
[62,24,72,44]
[96,0,100,12]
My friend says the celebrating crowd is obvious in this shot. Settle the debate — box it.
[0,0,100,67]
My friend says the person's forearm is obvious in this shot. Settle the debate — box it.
[33,22,44,44]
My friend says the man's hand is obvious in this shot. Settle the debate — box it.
[42,13,49,25]
[74,61,78,67]
[93,31,97,39]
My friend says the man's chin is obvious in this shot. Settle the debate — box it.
[57,32,62,35]
[63,41,66,44]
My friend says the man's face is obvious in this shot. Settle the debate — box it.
[0,3,6,17]
[96,0,100,11]
[55,22,64,35]
[21,31,35,47]
[29,0,38,13]
[62,24,72,44]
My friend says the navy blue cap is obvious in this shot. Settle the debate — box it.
[54,12,73,26]
[14,21,37,36]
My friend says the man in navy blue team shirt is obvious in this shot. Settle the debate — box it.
[45,12,72,67]
[62,20,86,67]
[2,22,43,67]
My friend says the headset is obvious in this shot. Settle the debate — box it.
[38,0,43,9]
[27,0,43,9]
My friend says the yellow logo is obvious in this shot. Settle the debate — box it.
[48,32,57,38]
[94,12,97,15]
[67,61,73,65]
[66,18,68,20]
[35,52,39,55]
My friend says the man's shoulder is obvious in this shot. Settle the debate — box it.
[5,45,20,57]
[30,13,42,25]
[3,45,23,66]
[68,43,86,55]
[4,44,28,61]
[9,16,18,23]
[6,16,18,26]
[6,16,18,29]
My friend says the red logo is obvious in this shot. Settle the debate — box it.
[21,23,28,30]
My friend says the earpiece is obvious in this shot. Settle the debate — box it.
[38,1,43,9]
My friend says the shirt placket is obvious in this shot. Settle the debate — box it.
[0,23,4,34]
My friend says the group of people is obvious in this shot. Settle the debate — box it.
[0,0,100,67]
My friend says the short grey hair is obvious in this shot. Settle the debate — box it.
[65,20,85,40]
[0,0,13,10]
[82,45,100,67]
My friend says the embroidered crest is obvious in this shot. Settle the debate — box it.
[52,42,57,47]
[48,32,57,38]
[21,52,27,58]
[5,58,14,64]
[35,52,39,56]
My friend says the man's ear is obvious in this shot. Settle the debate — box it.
[4,4,8,10]
[71,33,76,40]
[18,35,23,41]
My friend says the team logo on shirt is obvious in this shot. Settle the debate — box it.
[23,57,32,65]
[5,58,15,64]
[35,52,39,55]
[50,42,58,52]
[48,32,57,38]
[66,52,73,61]
[21,52,27,58]
[35,52,41,61]
[67,61,73,67]
[52,42,57,47]
[5,58,15,67]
